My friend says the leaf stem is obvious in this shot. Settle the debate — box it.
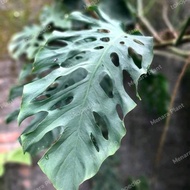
[162,5,177,38]
[154,50,186,62]
[154,35,190,48]
[175,17,190,45]
[137,0,163,42]
[167,47,190,58]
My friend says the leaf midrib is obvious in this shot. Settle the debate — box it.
[79,32,125,127]
[70,31,126,179]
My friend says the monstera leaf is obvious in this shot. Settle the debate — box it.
[8,85,23,101]
[18,63,33,83]
[9,1,71,61]
[99,0,134,27]
[18,11,153,190]
[40,1,71,29]
[8,25,51,60]
[6,109,20,124]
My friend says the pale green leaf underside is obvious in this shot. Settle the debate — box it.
[18,12,153,190]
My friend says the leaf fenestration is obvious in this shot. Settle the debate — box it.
[18,11,153,190]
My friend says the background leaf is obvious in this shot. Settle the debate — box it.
[99,0,134,28]
[139,72,170,116]
[0,148,31,177]
[8,25,50,60]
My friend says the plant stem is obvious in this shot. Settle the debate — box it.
[176,17,190,45]
[154,35,190,48]
[137,0,163,42]
[162,5,177,38]
[167,47,190,58]
[154,50,186,62]
[143,0,156,15]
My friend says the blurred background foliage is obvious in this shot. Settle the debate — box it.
[0,0,53,58]
[0,147,31,176]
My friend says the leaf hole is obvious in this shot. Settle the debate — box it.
[38,67,59,78]
[46,82,59,91]
[133,39,144,45]
[120,41,125,45]
[75,56,83,60]
[34,94,51,102]
[100,37,110,42]
[90,133,99,152]
[122,70,138,101]
[84,37,96,42]
[50,95,73,110]
[31,126,64,154]
[128,47,142,69]
[37,35,44,41]
[34,43,39,47]
[65,84,69,89]
[47,39,68,49]
[100,74,114,98]
[62,68,88,89]
[75,37,96,44]
[116,104,124,120]
[20,111,48,135]
[93,112,109,140]
[97,29,110,33]
[65,96,73,105]
[110,52,120,67]
[94,46,104,50]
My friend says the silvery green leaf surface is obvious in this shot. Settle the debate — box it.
[18,11,153,190]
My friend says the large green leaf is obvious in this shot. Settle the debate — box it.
[18,11,153,190]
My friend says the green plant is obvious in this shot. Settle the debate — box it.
[0,147,31,177]
[8,1,154,190]
[139,72,170,116]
